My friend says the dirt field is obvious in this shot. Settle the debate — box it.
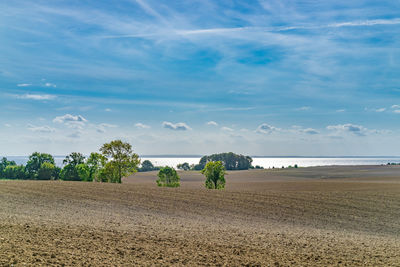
[1,165,400,266]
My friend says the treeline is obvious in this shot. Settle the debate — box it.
[0,140,139,183]
[177,152,253,171]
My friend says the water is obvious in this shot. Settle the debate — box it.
[3,156,400,169]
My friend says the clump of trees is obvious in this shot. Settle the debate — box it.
[138,160,161,172]
[0,140,139,183]
[201,161,226,189]
[177,162,190,171]
[193,152,253,170]
[156,166,180,187]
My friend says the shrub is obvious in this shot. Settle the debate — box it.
[156,166,180,187]
[201,161,226,189]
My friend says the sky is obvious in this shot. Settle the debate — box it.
[1,0,400,156]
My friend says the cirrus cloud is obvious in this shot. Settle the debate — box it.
[162,121,191,131]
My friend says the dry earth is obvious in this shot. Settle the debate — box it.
[1,165,400,266]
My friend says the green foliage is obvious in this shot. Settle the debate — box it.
[196,152,253,170]
[26,152,55,179]
[86,152,106,181]
[63,152,85,166]
[100,140,140,183]
[60,152,86,181]
[0,157,17,178]
[37,162,56,180]
[177,162,190,171]
[76,163,91,181]
[138,160,160,172]
[3,165,27,180]
[201,161,226,189]
[156,166,180,187]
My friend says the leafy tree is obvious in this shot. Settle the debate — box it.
[0,157,17,178]
[139,160,155,172]
[201,161,226,189]
[177,162,190,171]
[3,165,26,180]
[61,152,86,181]
[76,163,91,181]
[26,152,55,179]
[197,152,252,170]
[86,152,106,181]
[100,140,140,183]
[37,162,56,180]
[156,166,180,187]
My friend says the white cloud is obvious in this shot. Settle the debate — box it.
[17,94,56,100]
[393,110,400,114]
[96,123,117,133]
[53,114,87,124]
[297,106,311,111]
[326,123,367,136]
[162,121,191,131]
[391,105,400,109]
[135,122,150,129]
[105,108,112,112]
[67,131,83,139]
[44,82,56,88]
[301,128,319,135]
[221,126,234,132]
[4,123,11,127]
[207,121,218,126]
[27,124,55,133]
[17,83,31,87]
[375,108,386,112]
[336,109,346,112]
[256,123,280,134]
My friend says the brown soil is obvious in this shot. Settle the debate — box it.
[1,165,400,266]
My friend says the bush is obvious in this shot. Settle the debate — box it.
[156,166,180,187]
[3,165,27,180]
[197,152,253,170]
[37,162,56,180]
[201,161,226,189]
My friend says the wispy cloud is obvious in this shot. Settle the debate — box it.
[44,82,56,88]
[256,123,280,134]
[207,121,218,126]
[17,94,56,100]
[96,123,117,133]
[327,123,367,136]
[27,124,55,133]
[135,122,150,129]
[17,83,31,87]
[162,121,191,131]
[297,106,311,111]
[221,126,234,132]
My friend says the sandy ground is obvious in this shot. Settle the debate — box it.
[1,165,400,266]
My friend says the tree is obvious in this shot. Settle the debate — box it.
[156,166,180,187]
[61,152,85,181]
[26,152,55,179]
[197,152,253,170]
[37,162,56,180]
[139,160,155,172]
[0,157,17,178]
[86,152,106,181]
[3,165,26,180]
[177,162,190,171]
[201,161,226,189]
[76,163,91,181]
[100,140,140,183]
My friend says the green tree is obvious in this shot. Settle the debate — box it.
[37,162,56,180]
[100,140,140,183]
[61,152,86,181]
[3,165,26,180]
[26,152,55,179]
[86,152,106,181]
[76,163,91,181]
[156,166,180,187]
[197,152,253,170]
[177,162,190,171]
[138,160,156,172]
[0,157,17,178]
[201,161,226,189]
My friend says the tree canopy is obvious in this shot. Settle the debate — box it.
[156,166,180,187]
[194,152,252,170]
[201,161,226,189]
[100,140,140,183]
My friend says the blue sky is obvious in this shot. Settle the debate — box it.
[1,0,400,156]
